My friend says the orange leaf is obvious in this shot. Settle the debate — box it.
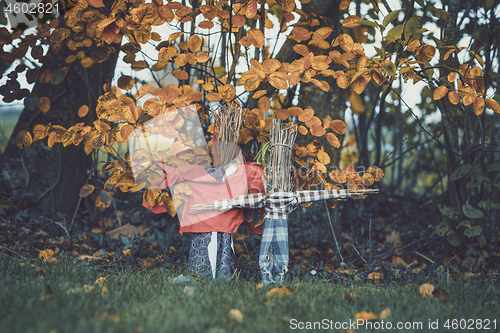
[330,170,346,183]
[462,93,476,106]
[88,0,104,8]
[263,59,281,74]
[253,90,267,99]
[78,105,89,117]
[79,184,95,197]
[447,72,456,82]
[206,92,222,102]
[168,32,184,44]
[473,97,485,115]
[433,86,448,100]
[486,98,500,113]
[339,0,351,10]
[293,44,309,56]
[268,72,288,90]
[266,286,292,297]
[343,15,361,28]
[312,27,333,40]
[355,311,378,321]
[198,20,214,29]
[228,309,244,322]
[310,124,325,136]
[338,34,354,52]
[188,35,202,52]
[448,91,459,105]
[326,132,340,148]
[298,125,308,135]
[336,75,349,89]
[248,28,265,47]
[330,119,347,135]
[406,39,419,52]
[298,108,314,122]
[362,173,375,186]
[258,96,271,112]
[311,79,330,92]
[317,151,330,165]
[136,84,153,100]
[16,130,32,149]
[172,69,189,80]
[38,97,51,112]
[419,283,435,297]
[292,27,311,41]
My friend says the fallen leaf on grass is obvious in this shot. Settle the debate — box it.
[39,249,57,262]
[256,282,264,289]
[368,272,384,280]
[267,286,292,297]
[95,277,108,286]
[83,284,95,293]
[105,223,150,240]
[391,256,406,265]
[379,308,391,319]
[355,311,378,321]
[419,283,435,297]
[140,258,156,270]
[101,285,109,296]
[78,255,99,261]
[228,309,243,323]
[386,231,403,248]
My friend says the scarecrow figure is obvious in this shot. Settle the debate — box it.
[190,119,378,284]
[136,104,265,279]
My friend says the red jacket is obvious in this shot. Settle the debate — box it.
[142,163,265,234]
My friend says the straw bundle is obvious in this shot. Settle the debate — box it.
[266,119,297,192]
[211,103,246,168]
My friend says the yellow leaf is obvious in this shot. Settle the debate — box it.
[447,72,456,82]
[188,35,202,52]
[267,286,292,297]
[168,32,184,44]
[433,86,448,100]
[228,309,244,322]
[419,283,435,297]
[379,308,391,320]
[473,97,485,115]
[136,84,153,100]
[486,98,500,113]
[338,34,354,52]
[38,96,51,112]
[248,28,265,48]
[79,184,95,197]
[16,130,32,149]
[329,119,347,135]
[312,27,333,40]
[317,151,330,165]
[343,15,361,28]
[122,249,131,256]
[355,311,378,321]
[326,132,340,148]
[206,92,222,102]
[39,249,57,262]
[448,90,459,105]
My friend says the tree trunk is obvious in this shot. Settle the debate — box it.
[436,0,464,211]
[0,30,119,219]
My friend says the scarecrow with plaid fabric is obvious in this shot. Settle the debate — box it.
[190,119,378,284]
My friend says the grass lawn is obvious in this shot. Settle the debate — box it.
[0,255,499,333]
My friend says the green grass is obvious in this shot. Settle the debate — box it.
[1,256,499,333]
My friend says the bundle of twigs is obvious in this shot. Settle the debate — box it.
[266,119,297,192]
[211,102,246,167]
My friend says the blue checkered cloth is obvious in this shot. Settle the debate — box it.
[259,218,289,285]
